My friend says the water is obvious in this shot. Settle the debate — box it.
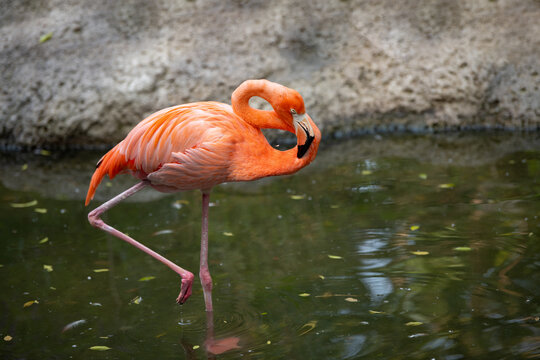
[1,133,539,359]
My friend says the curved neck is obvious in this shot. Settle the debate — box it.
[231,80,292,132]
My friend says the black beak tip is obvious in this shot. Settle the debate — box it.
[297,135,315,159]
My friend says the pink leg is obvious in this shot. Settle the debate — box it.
[87,181,194,305]
[199,191,213,312]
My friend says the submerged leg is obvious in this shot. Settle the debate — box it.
[199,191,213,312]
[87,180,194,304]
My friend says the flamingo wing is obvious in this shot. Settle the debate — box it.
[86,102,244,204]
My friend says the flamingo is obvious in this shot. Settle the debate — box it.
[85,79,321,312]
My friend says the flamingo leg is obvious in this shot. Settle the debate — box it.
[87,180,195,305]
[199,191,213,312]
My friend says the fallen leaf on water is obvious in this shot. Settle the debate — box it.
[330,204,340,209]
[39,237,49,244]
[315,292,333,298]
[453,247,472,252]
[223,231,234,237]
[34,208,47,214]
[345,297,358,303]
[105,181,112,187]
[361,170,372,175]
[155,332,166,338]
[290,194,306,200]
[411,251,429,256]
[138,276,156,282]
[4,335,12,341]
[93,268,109,273]
[298,293,311,297]
[438,183,455,189]
[23,300,39,308]
[39,149,51,156]
[21,164,28,171]
[405,321,423,326]
[49,286,56,290]
[62,319,86,333]
[152,229,174,236]
[43,264,53,272]
[89,346,111,351]
[318,274,325,280]
[418,173,428,180]
[328,255,343,260]
[130,296,142,305]
[267,340,271,345]
[410,225,420,231]
[39,32,53,43]
[369,310,385,314]
[299,320,317,336]
[10,200,38,208]
[192,345,200,350]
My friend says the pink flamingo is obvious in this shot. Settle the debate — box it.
[85,79,321,311]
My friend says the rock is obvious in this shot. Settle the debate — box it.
[0,0,539,149]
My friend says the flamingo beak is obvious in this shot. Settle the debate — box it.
[293,113,315,159]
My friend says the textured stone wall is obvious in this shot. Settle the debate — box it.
[1,0,539,149]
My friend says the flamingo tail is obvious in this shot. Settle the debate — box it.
[85,145,127,206]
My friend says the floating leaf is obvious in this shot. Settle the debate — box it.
[328,255,343,260]
[267,340,271,345]
[438,183,455,189]
[290,194,306,200]
[411,251,429,256]
[298,293,311,297]
[43,264,53,272]
[152,229,174,236]
[318,274,325,280]
[453,247,472,252]
[192,345,200,350]
[39,237,49,244]
[223,231,234,237]
[62,319,86,332]
[23,300,39,308]
[138,276,156,282]
[39,149,51,156]
[93,268,109,273]
[155,332,166,338]
[21,164,28,171]
[130,296,142,305]
[89,346,111,351]
[418,173,427,180]
[34,208,47,214]
[4,335,12,341]
[10,200,38,208]
[39,32,53,43]
[345,297,358,302]
[369,310,385,314]
[405,321,423,326]
[410,225,420,231]
[330,204,340,209]
[299,320,317,336]
[361,170,372,175]
[49,286,56,290]
[105,181,113,187]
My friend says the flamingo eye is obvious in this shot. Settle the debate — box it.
[290,109,297,115]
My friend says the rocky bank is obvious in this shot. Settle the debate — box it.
[1,0,539,149]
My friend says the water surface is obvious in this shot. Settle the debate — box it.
[1,133,539,359]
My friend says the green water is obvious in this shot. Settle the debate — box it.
[1,133,539,359]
